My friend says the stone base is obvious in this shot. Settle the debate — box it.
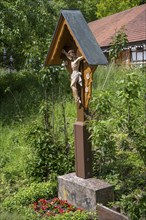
[58,173,114,211]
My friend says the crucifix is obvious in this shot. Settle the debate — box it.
[45,10,108,179]
[61,48,93,178]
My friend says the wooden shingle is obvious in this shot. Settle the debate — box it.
[45,10,108,66]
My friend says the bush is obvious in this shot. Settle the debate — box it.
[0,210,98,220]
[49,211,98,220]
[89,67,146,218]
[25,123,74,182]
[0,68,42,123]
[114,190,146,220]
[2,181,57,211]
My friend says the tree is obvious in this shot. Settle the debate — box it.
[0,0,100,70]
[140,0,146,4]
[0,0,57,70]
[109,26,128,62]
[96,0,141,18]
[80,0,99,22]
[51,0,99,22]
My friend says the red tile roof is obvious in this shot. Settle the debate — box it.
[88,4,146,48]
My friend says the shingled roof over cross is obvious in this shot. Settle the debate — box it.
[45,10,108,66]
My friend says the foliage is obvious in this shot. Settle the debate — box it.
[140,0,146,4]
[92,64,126,90]
[96,0,141,18]
[0,65,146,219]
[2,181,57,210]
[0,65,74,184]
[89,91,117,176]
[22,67,74,182]
[89,67,146,219]
[0,209,98,220]
[0,0,144,71]
[90,68,146,166]
[1,0,143,71]
[0,212,19,220]
[109,26,128,61]
[38,66,71,130]
[51,0,99,22]
[114,190,146,220]
[0,0,100,71]
[80,0,99,22]
[117,71,142,134]
[32,198,82,217]
[0,66,75,218]
[25,122,74,182]
[0,123,27,203]
[0,69,42,123]
[49,211,98,220]
[0,0,57,70]
[1,181,96,219]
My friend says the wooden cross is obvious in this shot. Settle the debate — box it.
[45,10,108,179]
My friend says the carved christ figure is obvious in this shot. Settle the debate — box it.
[62,49,84,103]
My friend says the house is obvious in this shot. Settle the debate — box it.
[88,4,146,65]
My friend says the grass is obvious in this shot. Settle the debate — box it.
[0,67,75,203]
[0,211,25,220]
[93,64,126,90]
[0,65,145,219]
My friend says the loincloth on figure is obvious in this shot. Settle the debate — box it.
[71,71,82,87]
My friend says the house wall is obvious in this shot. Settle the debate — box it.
[103,43,146,65]
[116,49,131,65]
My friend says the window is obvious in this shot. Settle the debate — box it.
[144,51,146,60]
[137,51,143,61]
[131,46,146,63]
[132,51,136,61]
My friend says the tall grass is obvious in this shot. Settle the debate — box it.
[0,65,145,219]
[93,64,123,90]
[0,67,75,197]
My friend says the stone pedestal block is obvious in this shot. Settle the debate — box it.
[58,173,114,211]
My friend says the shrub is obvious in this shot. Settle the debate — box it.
[25,123,74,182]
[0,210,98,220]
[2,181,57,211]
[88,67,146,218]
[49,211,98,220]
[114,190,146,220]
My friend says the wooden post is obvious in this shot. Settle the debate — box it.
[74,61,92,179]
